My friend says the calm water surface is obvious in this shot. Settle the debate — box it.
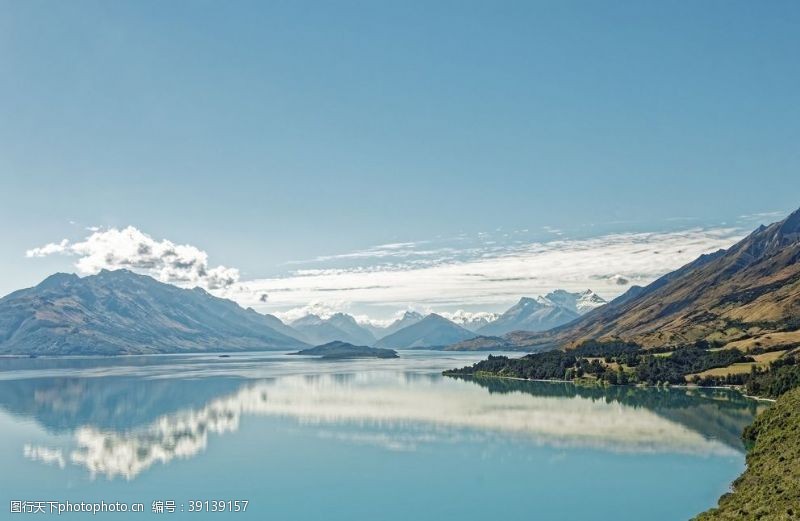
[0,351,762,520]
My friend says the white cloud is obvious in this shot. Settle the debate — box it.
[26,239,69,257]
[23,444,66,469]
[273,301,348,323]
[26,226,239,290]
[738,210,786,221]
[288,240,458,265]
[608,274,630,286]
[353,308,426,328]
[354,316,395,328]
[542,226,563,235]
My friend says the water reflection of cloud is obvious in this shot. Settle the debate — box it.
[33,374,738,480]
[315,429,437,451]
[23,444,66,469]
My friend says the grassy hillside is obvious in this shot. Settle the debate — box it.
[559,210,800,349]
[695,386,800,521]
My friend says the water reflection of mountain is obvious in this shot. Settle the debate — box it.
[1,370,762,480]
[0,376,244,432]
[455,376,763,452]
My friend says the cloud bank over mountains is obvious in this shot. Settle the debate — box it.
[228,227,744,317]
[26,224,746,320]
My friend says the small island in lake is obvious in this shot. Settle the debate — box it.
[291,341,399,360]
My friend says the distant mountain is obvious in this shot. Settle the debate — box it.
[446,311,500,332]
[476,297,580,336]
[260,313,311,343]
[291,341,398,359]
[291,313,376,346]
[290,314,343,344]
[363,311,424,339]
[326,313,376,345]
[375,313,476,349]
[0,269,308,355]
[385,310,424,335]
[473,290,605,338]
[451,207,800,351]
[544,289,607,315]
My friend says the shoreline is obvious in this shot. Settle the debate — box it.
[444,370,778,402]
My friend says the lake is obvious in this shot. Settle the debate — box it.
[0,351,762,520]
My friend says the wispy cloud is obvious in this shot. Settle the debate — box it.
[26,226,239,289]
[542,226,563,235]
[286,240,462,265]
[738,210,787,221]
[225,227,745,316]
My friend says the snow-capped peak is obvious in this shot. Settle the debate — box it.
[576,289,607,314]
[440,310,501,332]
[543,289,607,315]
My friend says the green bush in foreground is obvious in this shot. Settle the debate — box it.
[695,386,800,521]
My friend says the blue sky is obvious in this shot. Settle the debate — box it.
[2,1,798,321]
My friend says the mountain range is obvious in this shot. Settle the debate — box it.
[290,313,376,346]
[450,208,800,352]
[9,206,797,356]
[289,291,606,349]
[0,268,611,354]
[476,290,606,337]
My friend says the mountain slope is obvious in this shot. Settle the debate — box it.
[375,314,476,349]
[0,270,308,355]
[260,313,311,343]
[291,313,376,345]
[458,208,800,351]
